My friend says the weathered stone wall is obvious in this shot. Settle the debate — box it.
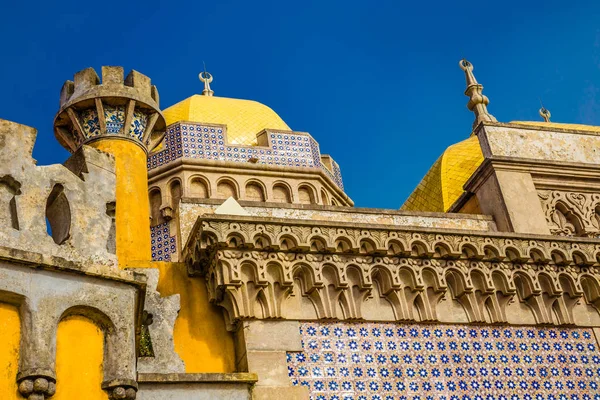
[0,119,117,267]
[479,124,600,164]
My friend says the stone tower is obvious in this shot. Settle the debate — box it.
[53,66,166,265]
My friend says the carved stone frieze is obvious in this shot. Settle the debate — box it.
[184,216,600,330]
[538,190,600,237]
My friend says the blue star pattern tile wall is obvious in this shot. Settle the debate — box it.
[287,322,600,400]
[150,222,176,261]
[147,122,344,189]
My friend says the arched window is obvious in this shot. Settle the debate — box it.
[272,184,291,203]
[245,182,265,202]
[217,179,237,199]
[298,185,315,205]
[149,188,163,226]
[320,189,329,206]
[189,177,208,198]
[46,184,71,244]
[170,180,182,212]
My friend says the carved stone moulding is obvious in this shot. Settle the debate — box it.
[538,189,600,237]
[184,216,600,330]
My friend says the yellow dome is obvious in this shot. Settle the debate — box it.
[163,95,291,146]
[401,135,483,212]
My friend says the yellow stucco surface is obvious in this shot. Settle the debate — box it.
[401,135,483,212]
[163,95,291,146]
[0,303,20,400]
[55,316,106,400]
[90,140,152,265]
[155,262,236,372]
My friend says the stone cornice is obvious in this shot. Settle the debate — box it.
[147,157,353,206]
[184,215,600,330]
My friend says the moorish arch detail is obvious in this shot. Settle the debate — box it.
[538,190,600,237]
[185,216,600,330]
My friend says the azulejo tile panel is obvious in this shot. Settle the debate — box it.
[104,105,125,134]
[129,110,148,141]
[150,222,176,261]
[79,108,101,139]
[287,322,600,400]
[147,122,344,189]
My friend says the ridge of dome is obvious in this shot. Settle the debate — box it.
[163,95,291,146]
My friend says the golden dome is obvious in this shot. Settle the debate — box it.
[401,135,483,212]
[163,95,291,146]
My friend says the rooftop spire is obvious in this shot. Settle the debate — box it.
[539,99,551,122]
[459,59,497,130]
[199,69,214,96]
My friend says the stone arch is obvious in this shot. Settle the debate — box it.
[148,187,163,226]
[581,275,600,309]
[216,178,238,199]
[189,176,209,198]
[244,180,266,202]
[168,178,182,212]
[368,266,403,321]
[359,238,377,254]
[551,249,569,265]
[320,189,329,206]
[278,235,298,251]
[253,233,272,250]
[483,244,502,261]
[297,184,316,205]
[461,243,481,259]
[443,269,475,323]
[513,272,545,324]
[335,237,353,253]
[46,184,71,245]
[56,305,135,398]
[272,182,292,203]
[309,236,327,252]
[289,264,322,319]
[553,201,583,236]
[55,314,105,399]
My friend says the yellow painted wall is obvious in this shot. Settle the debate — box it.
[0,303,20,400]
[90,140,152,265]
[55,316,106,400]
[155,262,236,372]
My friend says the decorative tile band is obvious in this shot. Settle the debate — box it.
[287,322,600,400]
[77,106,149,142]
[147,122,344,189]
[150,222,176,261]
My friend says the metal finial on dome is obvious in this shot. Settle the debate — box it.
[199,69,214,97]
[459,59,497,131]
[539,106,551,122]
[539,99,551,122]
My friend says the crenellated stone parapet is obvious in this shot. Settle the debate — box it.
[185,215,600,330]
[54,66,166,153]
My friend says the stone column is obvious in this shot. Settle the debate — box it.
[234,320,308,400]
[468,163,550,234]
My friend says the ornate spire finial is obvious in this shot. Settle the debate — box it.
[459,59,497,130]
[199,67,214,96]
[539,99,551,122]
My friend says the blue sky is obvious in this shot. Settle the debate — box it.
[0,0,599,208]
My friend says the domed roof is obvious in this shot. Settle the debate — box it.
[401,135,483,212]
[163,95,291,146]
